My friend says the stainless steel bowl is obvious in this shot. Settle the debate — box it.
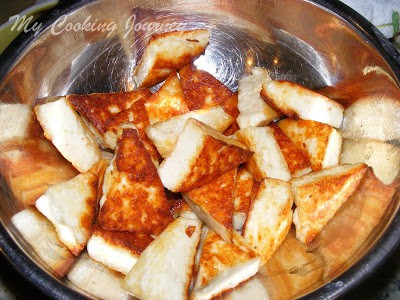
[0,0,399,299]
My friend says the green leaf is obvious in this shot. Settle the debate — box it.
[393,11,399,35]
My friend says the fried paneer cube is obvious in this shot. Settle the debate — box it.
[99,127,173,235]
[134,29,210,88]
[291,163,368,244]
[158,119,252,192]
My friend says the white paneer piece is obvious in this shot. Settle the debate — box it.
[261,80,344,128]
[235,126,291,181]
[158,119,252,192]
[87,226,153,275]
[237,67,281,128]
[0,104,35,143]
[278,119,342,171]
[340,139,400,185]
[340,96,400,142]
[35,172,98,256]
[191,230,260,300]
[242,178,293,265]
[34,97,101,173]
[11,207,75,276]
[122,217,202,300]
[67,253,133,300]
[291,163,368,244]
[224,277,270,300]
[134,29,210,88]
[146,106,233,158]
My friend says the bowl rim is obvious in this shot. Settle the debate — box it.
[0,0,399,299]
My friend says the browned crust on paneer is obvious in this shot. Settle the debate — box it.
[105,98,159,161]
[177,134,252,192]
[79,173,98,239]
[99,128,173,235]
[234,167,255,215]
[260,82,299,119]
[145,71,189,124]
[67,89,152,134]
[179,65,232,110]
[186,169,237,233]
[269,123,311,176]
[92,223,154,256]
[223,92,240,135]
[149,30,208,69]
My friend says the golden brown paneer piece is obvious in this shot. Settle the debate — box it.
[291,163,368,244]
[158,119,252,192]
[134,29,210,88]
[99,127,173,235]
[179,64,232,110]
[183,169,237,242]
[144,71,189,125]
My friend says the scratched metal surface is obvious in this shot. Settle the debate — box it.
[0,0,399,299]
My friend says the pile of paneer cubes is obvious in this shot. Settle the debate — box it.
[7,28,399,300]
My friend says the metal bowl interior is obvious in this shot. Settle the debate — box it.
[0,0,399,299]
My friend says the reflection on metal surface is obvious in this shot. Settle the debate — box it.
[0,0,399,299]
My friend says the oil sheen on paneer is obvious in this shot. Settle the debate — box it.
[99,127,173,235]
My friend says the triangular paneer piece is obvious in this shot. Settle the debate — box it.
[158,118,252,192]
[278,119,342,171]
[35,172,98,256]
[261,80,344,128]
[87,224,154,275]
[145,71,189,124]
[291,163,368,244]
[179,64,232,110]
[99,127,173,235]
[191,230,260,300]
[134,29,210,88]
[242,178,293,265]
[103,97,159,162]
[269,123,312,177]
[233,167,259,231]
[34,97,101,173]
[235,126,291,181]
[183,169,237,242]
[146,106,233,158]
[67,252,132,300]
[122,217,202,300]
[223,93,241,136]
[237,67,281,129]
[11,207,75,276]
